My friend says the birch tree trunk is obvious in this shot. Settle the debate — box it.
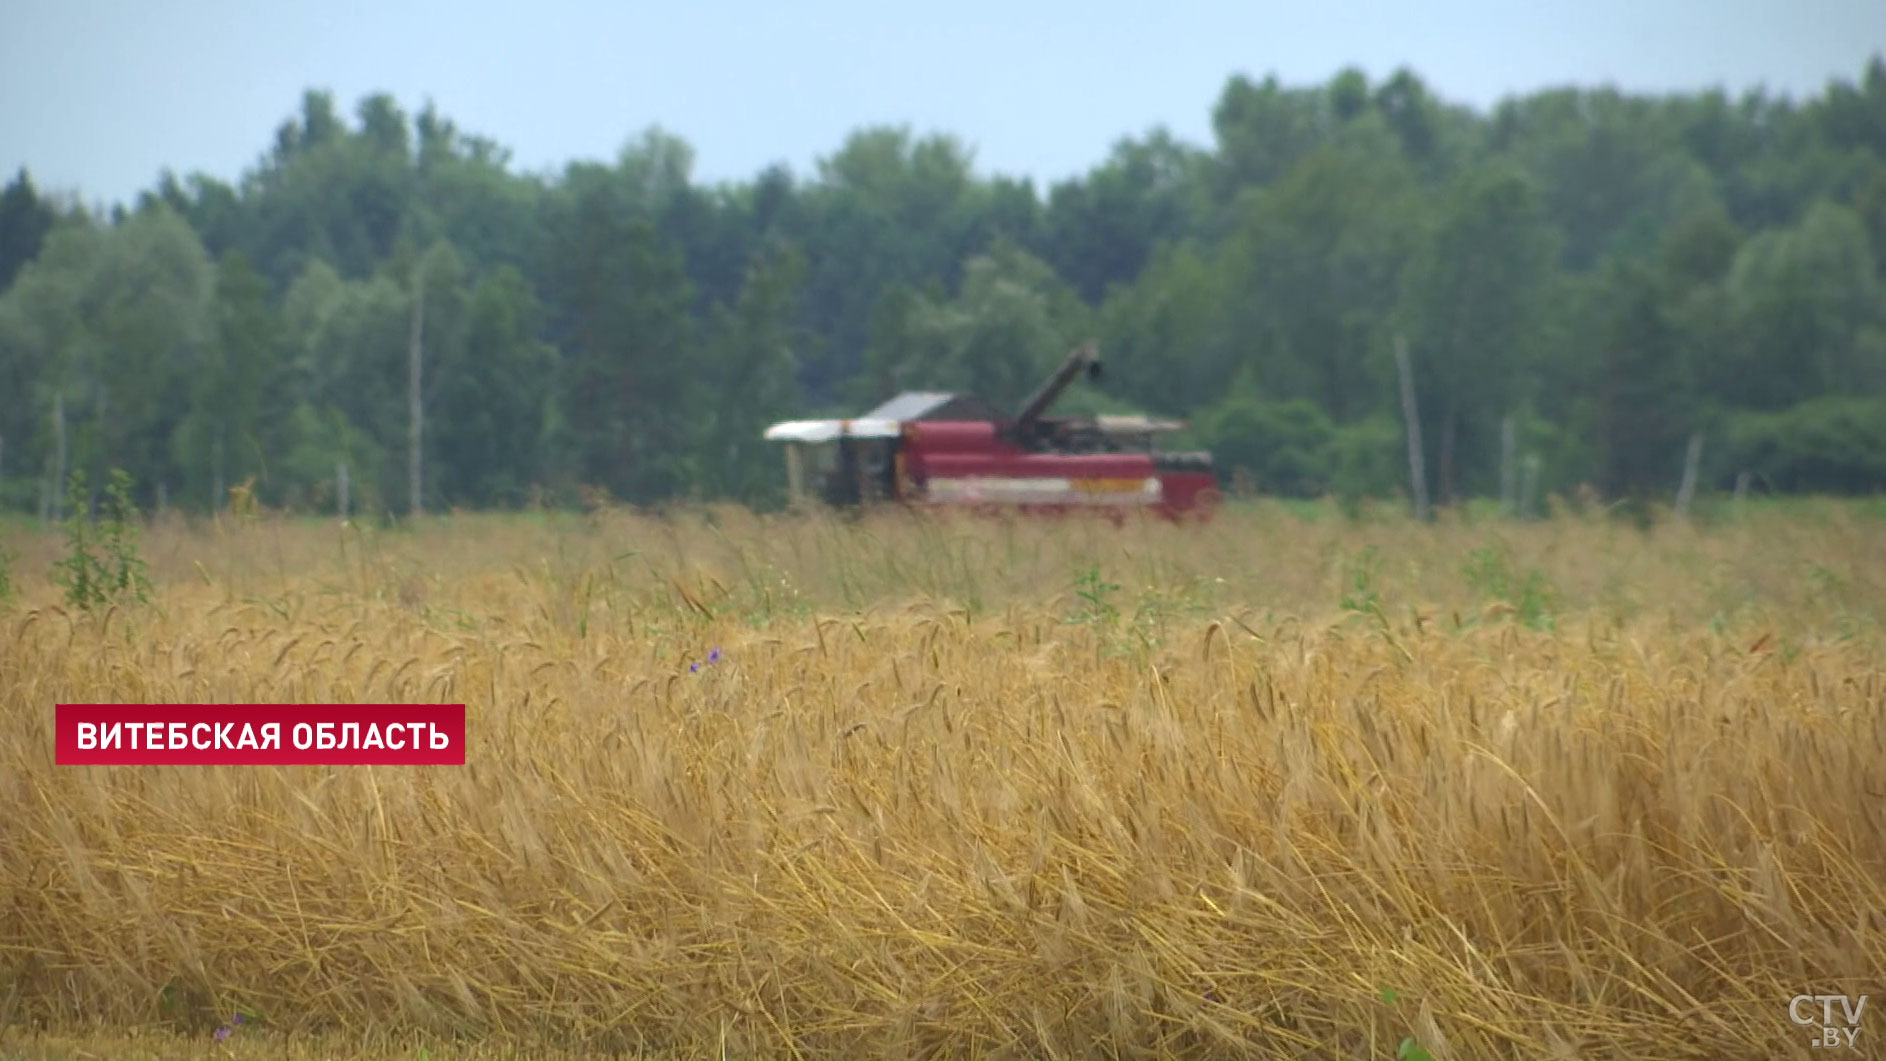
[52,390,66,521]
[1438,406,1457,507]
[1674,431,1703,517]
[1393,335,1430,522]
[408,258,428,519]
[212,428,225,511]
[1499,414,1517,517]
[1521,454,1541,520]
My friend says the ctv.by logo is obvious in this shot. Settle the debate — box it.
[1792,994,1866,1050]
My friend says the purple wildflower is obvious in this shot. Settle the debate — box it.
[707,647,723,664]
[689,662,702,674]
[213,1012,244,1043]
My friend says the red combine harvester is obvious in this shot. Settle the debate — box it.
[762,343,1220,520]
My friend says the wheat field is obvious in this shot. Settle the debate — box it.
[1,500,1882,1060]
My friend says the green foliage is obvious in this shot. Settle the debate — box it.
[3,62,1884,518]
[1592,258,1693,501]
[1197,389,1335,498]
[1377,986,1438,1060]
[1722,201,1883,410]
[0,168,57,291]
[1723,396,1886,493]
[1067,564,1123,626]
[1327,415,1406,506]
[52,468,151,610]
[0,531,15,604]
[1395,162,1558,500]
[431,263,558,507]
[172,250,287,510]
[869,238,1090,409]
[1064,563,1192,656]
[1340,546,1383,618]
[1462,544,1559,631]
[693,247,811,506]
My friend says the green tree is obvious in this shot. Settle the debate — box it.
[0,207,213,511]
[172,251,288,509]
[1195,377,1337,497]
[886,239,1092,409]
[1095,242,1229,418]
[1219,129,1424,424]
[430,265,555,507]
[697,247,809,505]
[0,169,57,293]
[1043,130,1206,304]
[1719,201,1884,411]
[1395,163,1559,502]
[1208,74,1326,202]
[9,64,1886,514]
[546,181,699,503]
[1592,260,1692,502]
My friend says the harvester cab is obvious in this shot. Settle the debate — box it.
[760,417,902,509]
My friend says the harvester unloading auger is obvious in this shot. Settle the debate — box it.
[1010,340,1102,437]
[761,342,1220,519]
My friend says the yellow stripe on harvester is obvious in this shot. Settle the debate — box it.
[1072,478,1154,493]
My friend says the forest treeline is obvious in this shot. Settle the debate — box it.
[2,60,1885,517]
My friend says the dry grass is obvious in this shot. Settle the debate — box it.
[1,500,1882,1059]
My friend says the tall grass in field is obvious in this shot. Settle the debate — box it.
[0,500,1882,1059]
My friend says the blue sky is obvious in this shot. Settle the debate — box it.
[3,0,1883,209]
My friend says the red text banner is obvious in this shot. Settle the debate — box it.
[55,704,466,765]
